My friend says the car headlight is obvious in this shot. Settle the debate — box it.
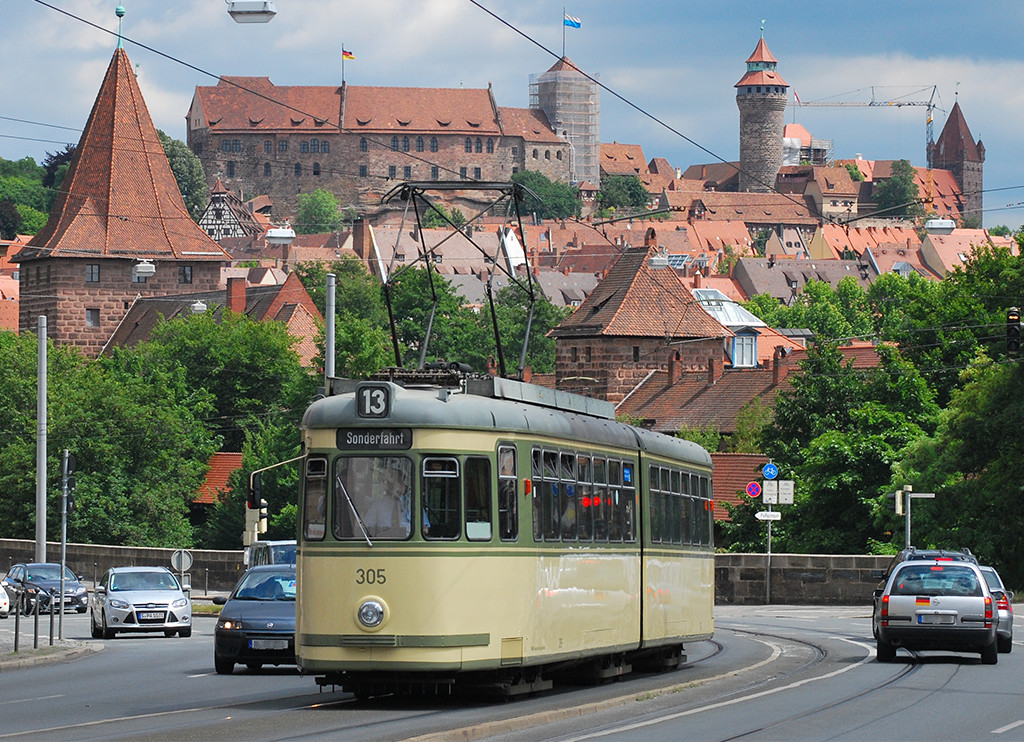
[357,600,385,628]
[109,599,130,610]
[171,598,188,609]
[217,618,242,630]
[74,587,87,595]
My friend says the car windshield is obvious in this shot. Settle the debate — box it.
[891,564,983,597]
[981,569,1004,591]
[271,544,297,564]
[110,571,179,592]
[233,571,296,601]
[25,565,75,582]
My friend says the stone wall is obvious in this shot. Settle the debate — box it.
[0,539,245,594]
[716,552,890,605]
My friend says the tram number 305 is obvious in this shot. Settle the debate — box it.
[355,568,387,585]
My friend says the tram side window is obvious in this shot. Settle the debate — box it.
[669,469,683,544]
[576,454,593,541]
[333,456,413,540]
[303,456,328,541]
[592,457,609,541]
[422,457,461,539]
[621,462,636,541]
[543,450,560,540]
[649,465,664,543]
[531,448,544,541]
[498,446,518,541]
[679,473,692,545]
[560,452,577,540]
[464,456,492,541]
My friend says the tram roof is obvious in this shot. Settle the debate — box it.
[303,376,711,468]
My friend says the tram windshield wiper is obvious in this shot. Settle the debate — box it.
[336,473,373,547]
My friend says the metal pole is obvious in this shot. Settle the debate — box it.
[35,316,47,563]
[325,273,336,386]
[766,505,772,605]
[903,484,912,549]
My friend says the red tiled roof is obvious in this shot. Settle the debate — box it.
[933,101,982,164]
[600,142,649,177]
[195,452,243,505]
[498,107,563,143]
[19,49,230,264]
[746,37,778,64]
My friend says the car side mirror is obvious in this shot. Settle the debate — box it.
[96,586,106,595]
[182,584,192,594]
[872,588,883,599]
[212,596,227,605]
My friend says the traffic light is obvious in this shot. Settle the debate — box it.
[248,472,262,509]
[1007,308,1021,353]
[258,498,268,534]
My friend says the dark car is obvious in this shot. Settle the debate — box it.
[213,565,296,674]
[2,563,89,614]
[873,559,998,664]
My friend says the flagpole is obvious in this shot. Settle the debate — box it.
[562,7,566,58]
[341,42,345,85]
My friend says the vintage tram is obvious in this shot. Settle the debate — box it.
[295,369,714,696]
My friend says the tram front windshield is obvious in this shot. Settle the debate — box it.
[334,456,413,540]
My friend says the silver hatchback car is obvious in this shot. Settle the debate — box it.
[874,560,998,664]
[90,566,192,639]
[979,565,1014,654]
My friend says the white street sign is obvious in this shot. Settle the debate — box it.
[762,480,778,504]
[755,510,782,521]
[778,479,795,504]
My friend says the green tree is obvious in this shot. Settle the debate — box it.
[420,201,466,229]
[158,130,207,221]
[0,200,21,239]
[295,188,344,234]
[512,170,581,220]
[16,204,47,234]
[843,162,864,182]
[598,174,649,212]
[873,159,923,219]
[988,225,1011,237]
[491,281,571,375]
[675,424,721,452]
[41,145,75,189]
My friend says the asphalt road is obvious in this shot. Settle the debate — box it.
[1,605,1021,741]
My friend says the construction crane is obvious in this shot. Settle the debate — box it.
[790,85,941,209]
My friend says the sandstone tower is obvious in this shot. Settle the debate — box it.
[530,57,601,186]
[735,37,789,193]
[930,101,985,224]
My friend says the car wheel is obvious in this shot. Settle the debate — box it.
[164,629,177,638]
[101,613,116,640]
[246,662,263,672]
[876,639,896,663]
[215,655,234,675]
[997,635,1012,654]
[179,627,192,638]
[21,596,33,615]
[90,612,103,639]
[76,606,87,614]
[981,641,998,665]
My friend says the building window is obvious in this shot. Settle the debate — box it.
[294,163,302,176]
[389,165,397,179]
[231,140,241,152]
[402,136,409,152]
[311,138,320,153]
[403,165,411,179]
[459,166,467,178]
[359,165,368,177]
[264,140,272,154]
[632,346,640,362]
[532,149,538,159]
[85,308,100,327]
[512,146,519,157]
[301,141,309,153]
[221,140,231,153]
[391,136,399,151]
[278,140,287,152]
[475,138,482,153]
[430,137,438,152]
[465,138,472,153]
[733,336,756,368]
[486,138,494,153]
[85,264,100,282]
[227,161,235,177]
[556,151,563,160]
[545,150,551,160]
[321,141,329,153]
[313,162,320,176]
[473,167,481,179]
[360,138,368,152]
[431,166,439,180]
[571,347,578,362]
[178,265,193,284]
[416,136,424,152]
[264,162,271,176]
[512,166,519,174]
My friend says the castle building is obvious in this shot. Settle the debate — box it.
[186,80,569,216]
[529,57,601,186]
[735,36,789,193]
[930,101,985,223]
[14,47,231,357]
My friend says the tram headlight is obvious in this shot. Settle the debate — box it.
[357,599,385,628]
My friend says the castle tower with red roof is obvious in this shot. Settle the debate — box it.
[930,101,984,224]
[14,47,231,357]
[735,36,789,193]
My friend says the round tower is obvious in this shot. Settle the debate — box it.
[735,36,789,192]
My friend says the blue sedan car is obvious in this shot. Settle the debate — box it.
[213,565,296,674]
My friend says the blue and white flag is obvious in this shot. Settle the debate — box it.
[563,13,581,28]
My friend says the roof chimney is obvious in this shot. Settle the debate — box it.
[707,357,719,386]
[227,276,247,314]
[667,350,682,387]
[772,346,791,386]
[352,216,371,260]
[693,271,702,289]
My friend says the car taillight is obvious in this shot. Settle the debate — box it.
[984,595,993,626]
[996,595,1010,612]
[881,594,889,627]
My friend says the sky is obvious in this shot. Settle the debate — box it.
[2,0,1023,229]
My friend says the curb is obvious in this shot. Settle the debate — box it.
[0,642,104,672]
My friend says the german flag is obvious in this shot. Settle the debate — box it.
[916,596,930,606]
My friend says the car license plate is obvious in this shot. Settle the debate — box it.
[139,611,164,620]
[918,613,954,624]
[249,639,288,650]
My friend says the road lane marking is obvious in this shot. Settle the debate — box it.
[993,720,1024,734]
[0,694,63,707]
